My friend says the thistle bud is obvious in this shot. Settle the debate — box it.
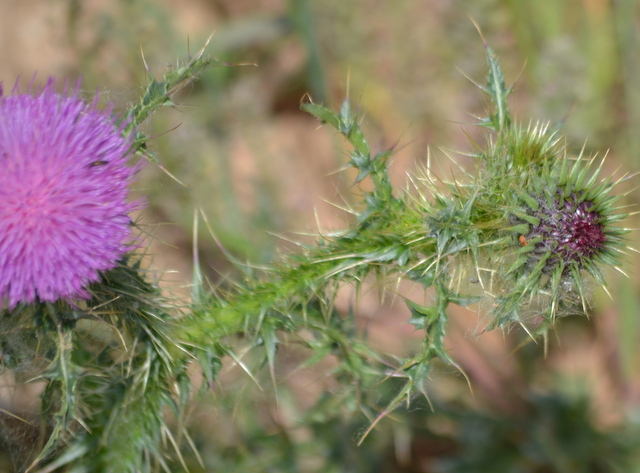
[491,131,629,328]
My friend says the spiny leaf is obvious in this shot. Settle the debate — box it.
[406,299,439,330]
[483,44,512,132]
[300,102,341,130]
[447,292,483,307]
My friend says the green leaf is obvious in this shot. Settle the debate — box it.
[515,189,540,210]
[509,210,541,227]
[338,97,351,121]
[483,44,512,132]
[406,299,439,330]
[300,102,341,130]
[347,124,371,158]
[361,245,405,262]
[507,253,529,274]
[406,265,437,288]
[447,292,483,307]
[506,223,531,235]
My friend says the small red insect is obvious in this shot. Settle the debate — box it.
[519,235,529,246]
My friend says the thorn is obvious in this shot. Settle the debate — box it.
[455,65,485,91]
[140,44,154,81]
[346,65,351,101]
[155,162,187,187]
[468,15,487,47]
[613,266,631,279]
[196,32,216,61]
[193,208,200,274]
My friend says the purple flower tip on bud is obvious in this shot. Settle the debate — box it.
[528,192,607,271]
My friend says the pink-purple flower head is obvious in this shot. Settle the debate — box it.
[0,79,142,310]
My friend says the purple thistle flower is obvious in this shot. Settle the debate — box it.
[0,79,142,309]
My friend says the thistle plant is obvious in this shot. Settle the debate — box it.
[0,43,224,473]
[188,42,631,444]
[0,37,632,472]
